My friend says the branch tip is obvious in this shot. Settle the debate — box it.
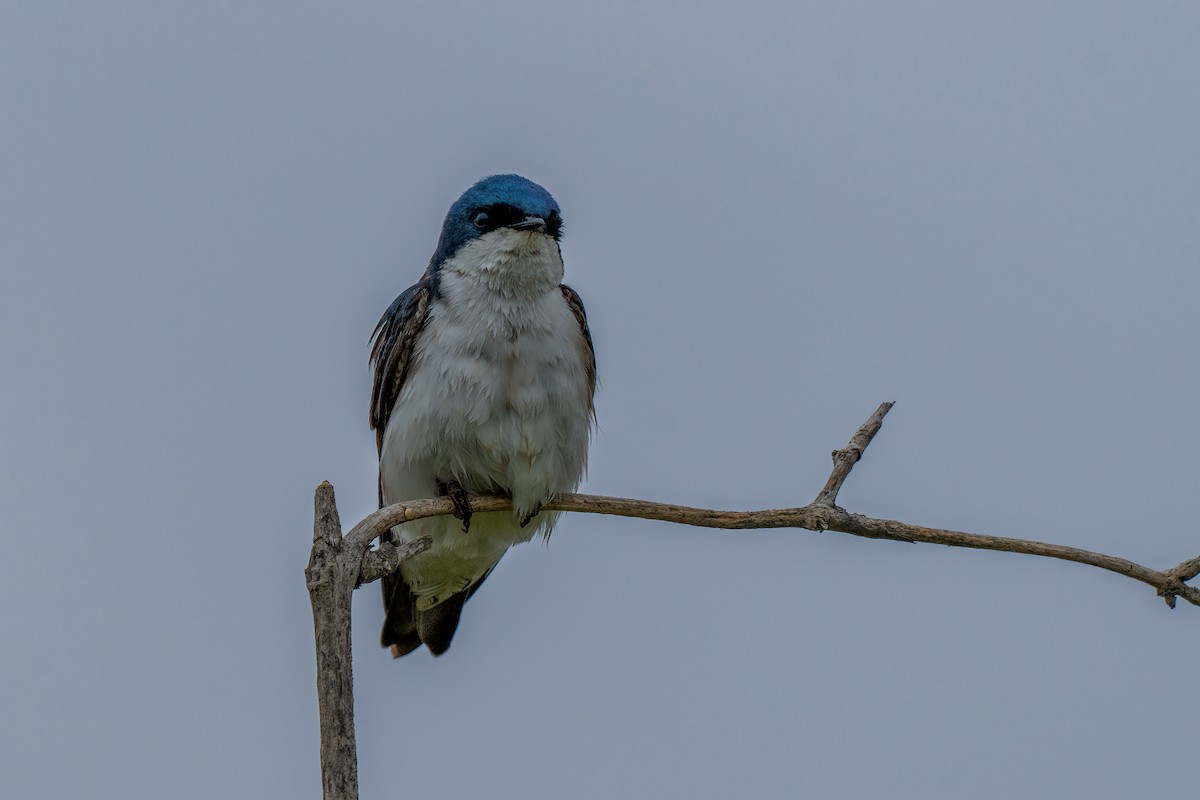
[312,481,342,547]
[1166,555,1200,583]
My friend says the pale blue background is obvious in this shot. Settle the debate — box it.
[2,2,1198,798]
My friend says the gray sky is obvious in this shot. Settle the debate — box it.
[3,2,1198,797]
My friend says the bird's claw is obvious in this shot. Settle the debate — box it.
[437,479,472,533]
[519,502,543,528]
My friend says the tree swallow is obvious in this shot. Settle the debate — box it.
[369,175,596,657]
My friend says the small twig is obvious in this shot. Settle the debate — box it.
[814,401,894,506]
[358,538,434,586]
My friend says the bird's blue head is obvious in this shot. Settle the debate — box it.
[431,175,563,268]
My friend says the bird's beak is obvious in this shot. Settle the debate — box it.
[509,216,547,233]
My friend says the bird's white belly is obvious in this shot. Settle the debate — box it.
[379,269,592,609]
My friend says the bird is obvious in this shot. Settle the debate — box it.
[369,174,596,657]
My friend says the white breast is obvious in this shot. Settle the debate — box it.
[379,229,593,607]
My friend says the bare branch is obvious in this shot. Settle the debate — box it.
[306,483,358,800]
[306,483,431,800]
[345,493,1198,608]
[336,404,1198,610]
[307,402,1199,798]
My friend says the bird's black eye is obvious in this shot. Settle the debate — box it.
[472,211,490,229]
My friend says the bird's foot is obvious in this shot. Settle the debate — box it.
[437,479,472,533]
[519,502,543,528]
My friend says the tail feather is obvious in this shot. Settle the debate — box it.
[415,592,468,656]
[380,572,422,657]
[382,571,495,658]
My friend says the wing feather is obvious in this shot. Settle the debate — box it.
[560,283,597,413]
[370,277,435,654]
[369,277,433,455]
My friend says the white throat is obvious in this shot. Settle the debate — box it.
[442,229,564,293]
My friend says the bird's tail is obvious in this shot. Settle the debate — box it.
[380,574,473,658]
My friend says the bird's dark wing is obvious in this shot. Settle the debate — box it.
[370,275,435,658]
[369,275,434,456]
[560,284,597,414]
